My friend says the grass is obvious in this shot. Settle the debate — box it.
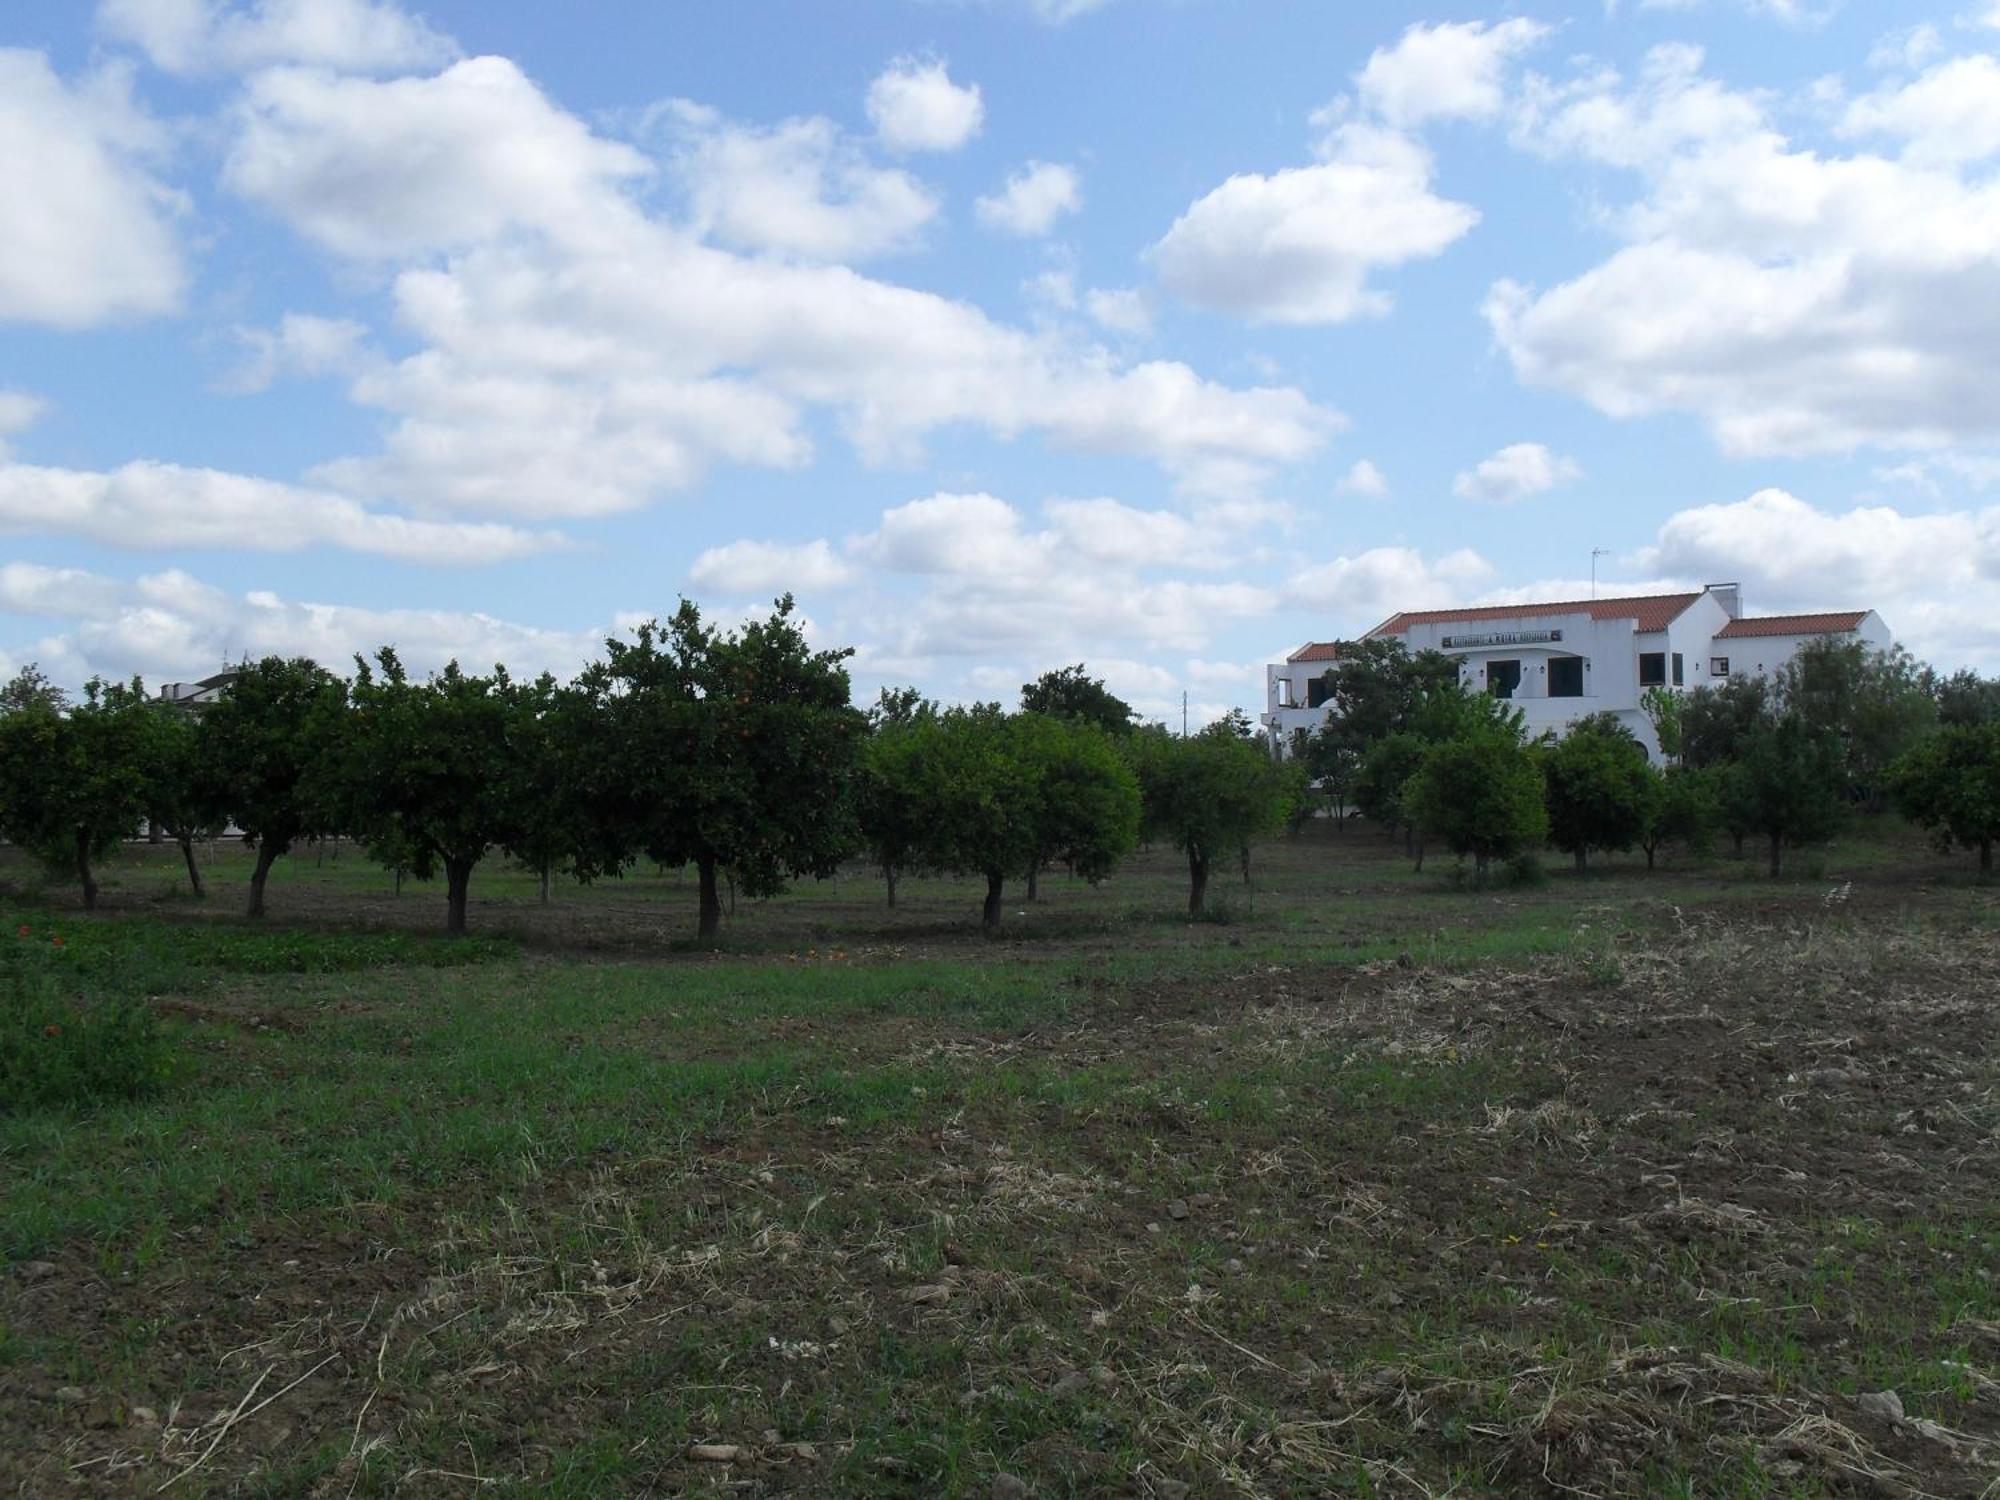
[1,819,1996,1495]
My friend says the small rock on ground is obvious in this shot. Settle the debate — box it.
[992,1475,1030,1500]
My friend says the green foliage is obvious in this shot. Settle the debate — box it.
[1542,717,1654,871]
[2,928,169,1113]
[1638,766,1719,869]
[1927,668,2000,729]
[334,651,521,932]
[0,664,68,715]
[573,597,864,939]
[855,715,935,906]
[1640,686,1684,762]
[497,672,585,902]
[1776,637,1935,806]
[197,657,348,916]
[1406,677,1527,745]
[883,708,1140,930]
[1405,736,1548,880]
[1887,723,2000,876]
[0,679,153,910]
[1679,677,1772,769]
[1018,664,1136,736]
[1351,731,1428,836]
[1737,712,1846,876]
[1130,727,1295,915]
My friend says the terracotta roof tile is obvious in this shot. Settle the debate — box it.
[1371,591,1702,638]
[1715,611,1869,640]
[1287,642,1344,663]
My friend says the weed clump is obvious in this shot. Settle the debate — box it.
[1,925,170,1112]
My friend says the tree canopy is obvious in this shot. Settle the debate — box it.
[1131,726,1294,915]
[1888,723,2000,876]
[1405,735,1547,881]
[1019,664,1136,736]
[1541,715,1654,872]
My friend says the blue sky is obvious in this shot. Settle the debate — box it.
[5,0,2000,724]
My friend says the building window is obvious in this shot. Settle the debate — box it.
[1548,656,1584,698]
[1306,674,1333,709]
[1639,652,1666,688]
[1672,652,1684,686]
[1275,678,1292,706]
[1711,656,1729,677]
[1487,660,1522,699]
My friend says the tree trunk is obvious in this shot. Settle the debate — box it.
[697,853,722,940]
[1414,838,1426,873]
[1240,843,1251,885]
[539,861,551,904]
[1768,831,1783,879]
[246,843,280,917]
[445,855,474,934]
[884,863,898,908]
[1404,825,1415,857]
[178,832,205,897]
[982,871,1004,933]
[74,828,98,913]
[1188,850,1210,918]
[1026,863,1040,902]
[1643,841,1657,872]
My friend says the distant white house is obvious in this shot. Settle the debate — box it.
[1264,584,1892,761]
[156,670,238,710]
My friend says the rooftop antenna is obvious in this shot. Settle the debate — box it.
[1590,548,1611,599]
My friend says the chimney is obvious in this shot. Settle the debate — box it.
[1704,582,1741,619]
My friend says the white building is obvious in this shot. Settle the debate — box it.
[156,670,239,710]
[1264,584,1891,761]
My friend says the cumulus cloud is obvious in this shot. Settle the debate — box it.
[223,57,652,260]
[976,161,1082,237]
[3,565,613,688]
[98,0,457,75]
[0,393,50,461]
[1085,286,1152,336]
[661,101,937,261]
[1355,18,1551,129]
[1337,458,1388,497]
[1452,442,1581,504]
[866,56,984,153]
[1636,487,2000,668]
[1147,20,1552,325]
[0,460,564,564]
[0,50,186,328]
[1149,124,1477,324]
[221,312,371,393]
[688,538,856,595]
[1282,545,1495,618]
[1491,43,2000,457]
[1839,54,2000,164]
[210,57,1332,515]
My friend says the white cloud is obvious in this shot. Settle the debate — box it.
[1452,442,1582,504]
[866,56,984,153]
[98,0,457,76]
[0,393,50,461]
[209,55,1332,520]
[1839,54,2000,164]
[1355,18,1551,129]
[976,161,1083,237]
[224,57,652,260]
[1085,286,1152,336]
[0,563,127,621]
[221,312,371,393]
[688,538,856,594]
[0,50,186,328]
[661,101,937,261]
[6,565,613,688]
[0,460,564,564]
[1636,487,2000,668]
[1492,44,2000,457]
[1149,124,1478,324]
[1337,458,1389,497]
[1282,545,1495,620]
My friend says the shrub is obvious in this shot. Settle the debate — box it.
[2,929,170,1112]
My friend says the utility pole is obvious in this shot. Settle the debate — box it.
[1590,548,1611,599]
[1181,691,1188,738]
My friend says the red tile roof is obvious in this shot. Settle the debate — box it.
[1371,591,1702,638]
[1715,610,1869,640]
[1287,642,1344,663]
